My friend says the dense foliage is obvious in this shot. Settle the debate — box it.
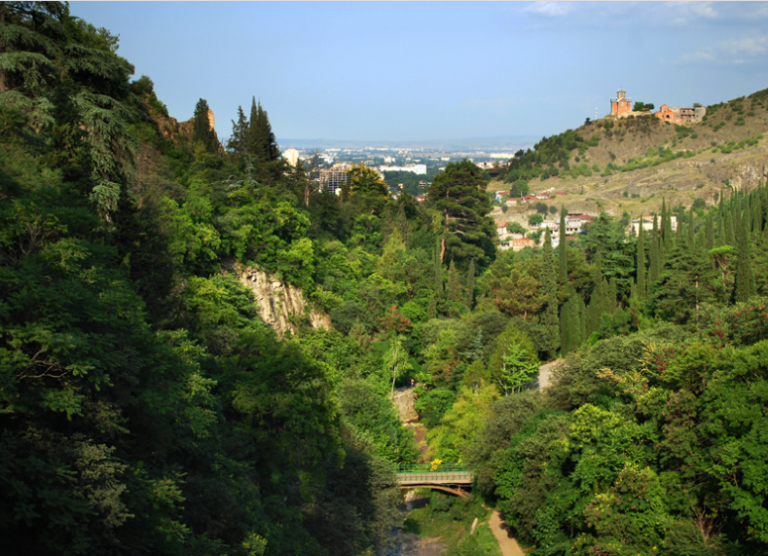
[3,4,768,556]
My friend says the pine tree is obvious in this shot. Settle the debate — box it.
[426,160,495,267]
[540,227,560,358]
[465,259,476,308]
[636,218,646,299]
[558,205,567,283]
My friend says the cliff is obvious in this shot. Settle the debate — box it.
[230,263,330,338]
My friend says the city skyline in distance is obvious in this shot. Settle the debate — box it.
[70,2,768,143]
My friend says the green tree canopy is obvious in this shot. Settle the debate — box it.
[426,159,495,269]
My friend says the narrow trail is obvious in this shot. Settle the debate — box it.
[537,358,564,389]
[489,511,525,556]
[397,389,527,556]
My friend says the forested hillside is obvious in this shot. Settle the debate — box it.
[3,4,768,556]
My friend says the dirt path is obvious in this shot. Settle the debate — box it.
[537,358,564,389]
[408,423,430,463]
[489,511,525,556]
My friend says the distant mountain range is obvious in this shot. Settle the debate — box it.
[276,136,540,152]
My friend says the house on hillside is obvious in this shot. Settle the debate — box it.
[655,104,706,125]
[626,215,677,236]
[495,190,510,202]
[565,214,594,235]
[511,238,536,251]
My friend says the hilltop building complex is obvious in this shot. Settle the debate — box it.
[608,89,706,124]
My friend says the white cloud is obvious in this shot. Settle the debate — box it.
[666,1,719,25]
[723,35,768,56]
[677,32,768,65]
[524,2,574,17]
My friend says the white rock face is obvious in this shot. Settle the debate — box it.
[234,264,330,338]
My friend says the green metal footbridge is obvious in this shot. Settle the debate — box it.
[396,464,474,498]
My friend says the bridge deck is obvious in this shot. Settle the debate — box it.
[396,471,474,485]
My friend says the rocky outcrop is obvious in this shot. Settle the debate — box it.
[231,263,330,338]
[393,388,418,423]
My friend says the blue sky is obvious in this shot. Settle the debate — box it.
[70,2,768,144]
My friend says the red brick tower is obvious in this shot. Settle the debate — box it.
[610,88,632,116]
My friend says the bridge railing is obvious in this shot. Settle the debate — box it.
[396,464,474,484]
[397,464,469,473]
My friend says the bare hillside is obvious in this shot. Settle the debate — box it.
[490,88,768,220]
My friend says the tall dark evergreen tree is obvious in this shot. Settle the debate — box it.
[540,227,560,358]
[193,98,219,153]
[446,260,464,305]
[227,105,248,154]
[246,97,280,162]
[636,218,646,299]
[558,205,567,282]
[465,259,476,308]
[426,159,495,268]
[433,243,444,295]
[705,212,715,251]
[734,206,756,303]
[650,215,661,284]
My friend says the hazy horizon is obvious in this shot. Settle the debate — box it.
[70,2,768,143]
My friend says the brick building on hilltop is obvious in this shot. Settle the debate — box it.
[610,88,632,116]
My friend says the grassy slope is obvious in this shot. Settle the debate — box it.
[489,88,768,222]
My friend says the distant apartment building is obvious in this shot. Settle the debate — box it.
[379,164,427,175]
[319,166,349,194]
[655,105,706,125]
[283,148,300,167]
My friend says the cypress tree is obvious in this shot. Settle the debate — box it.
[540,227,560,358]
[247,97,280,163]
[725,209,736,247]
[446,260,464,305]
[559,205,568,283]
[734,217,756,303]
[586,279,605,336]
[687,205,696,247]
[636,218,646,299]
[465,259,476,308]
[559,297,571,355]
[433,244,444,295]
[650,215,661,284]
[705,212,715,251]
[227,105,248,155]
[193,98,218,153]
